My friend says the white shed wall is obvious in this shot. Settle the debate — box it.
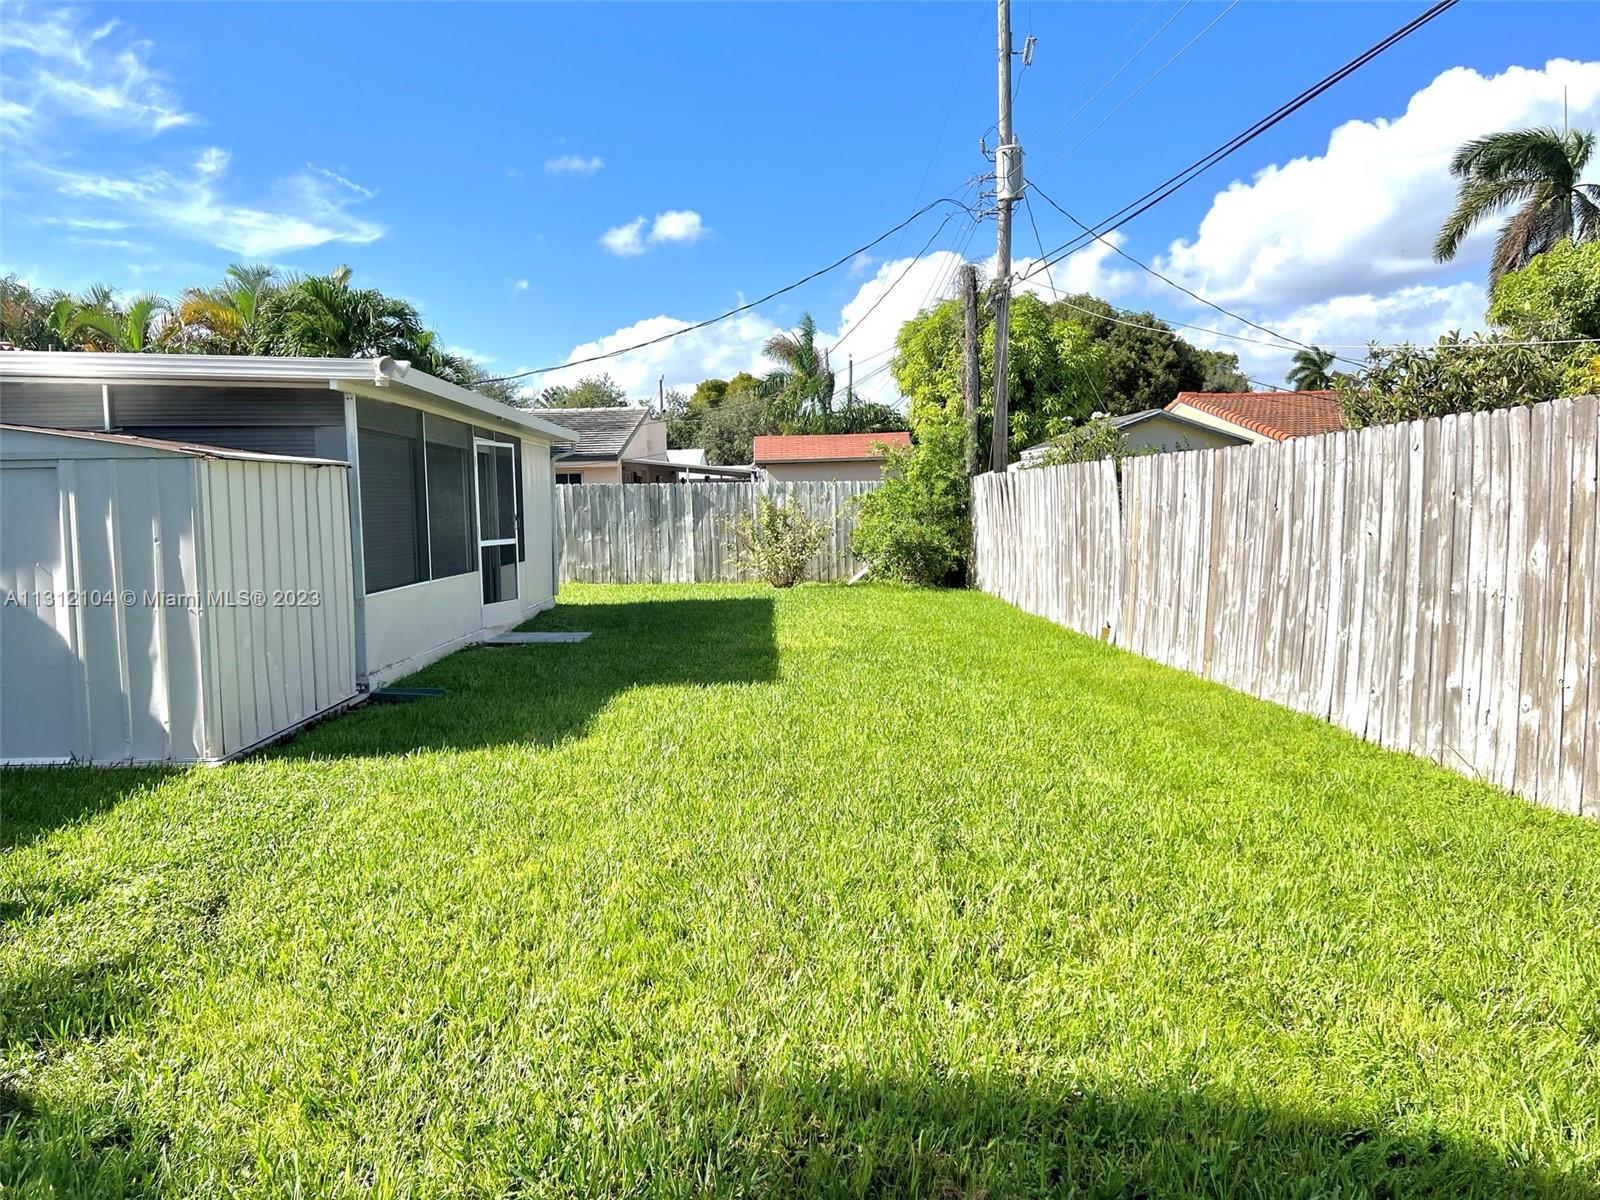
[196,458,358,758]
[0,438,357,765]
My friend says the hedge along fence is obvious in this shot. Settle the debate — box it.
[557,480,879,584]
[972,394,1600,817]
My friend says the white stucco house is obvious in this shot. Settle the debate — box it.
[0,351,578,764]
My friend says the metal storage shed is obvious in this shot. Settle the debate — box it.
[0,425,358,764]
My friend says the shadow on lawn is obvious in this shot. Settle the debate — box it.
[583,1070,1591,1199]
[8,1069,1586,1198]
[0,767,173,854]
[271,596,779,760]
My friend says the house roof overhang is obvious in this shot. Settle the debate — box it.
[0,351,580,444]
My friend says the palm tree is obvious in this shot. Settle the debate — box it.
[760,312,836,432]
[256,266,429,359]
[1434,126,1600,287]
[1286,346,1337,391]
[164,263,279,353]
[73,291,170,352]
[0,277,84,349]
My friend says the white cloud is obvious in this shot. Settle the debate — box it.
[534,311,778,399]
[1159,59,1600,309]
[545,154,605,176]
[0,7,193,137]
[649,210,705,245]
[600,210,709,257]
[512,278,530,292]
[445,344,494,364]
[600,216,648,257]
[44,149,384,257]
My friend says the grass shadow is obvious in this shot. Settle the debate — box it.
[571,1069,1593,1198]
[0,767,174,853]
[272,595,778,759]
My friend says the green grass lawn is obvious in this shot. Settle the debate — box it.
[3,583,1598,1199]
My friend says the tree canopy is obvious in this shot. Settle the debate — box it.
[534,374,630,409]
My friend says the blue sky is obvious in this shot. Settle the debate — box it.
[2,2,1595,402]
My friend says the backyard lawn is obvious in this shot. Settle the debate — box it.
[2,583,1598,1198]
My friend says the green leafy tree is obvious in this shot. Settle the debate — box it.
[1286,347,1338,391]
[1488,238,1600,341]
[1198,348,1250,393]
[1046,294,1206,416]
[851,422,970,585]
[697,394,766,464]
[1434,126,1600,287]
[893,289,1103,461]
[534,373,630,409]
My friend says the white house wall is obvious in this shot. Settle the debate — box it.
[360,431,556,687]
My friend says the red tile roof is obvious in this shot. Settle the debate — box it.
[752,431,912,463]
[1168,391,1345,441]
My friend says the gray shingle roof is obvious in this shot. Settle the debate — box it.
[546,406,648,461]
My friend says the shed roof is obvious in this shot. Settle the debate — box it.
[0,351,579,443]
[546,406,651,461]
[752,431,911,463]
[0,423,348,464]
[1168,391,1344,441]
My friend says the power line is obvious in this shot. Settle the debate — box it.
[1018,0,1460,284]
[1023,178,1368,367]
[479,193,980,384]
[832,209,974,355]
[1028,0,1160,147]
[1035,0,1240,175]
[1032,0,1192,154]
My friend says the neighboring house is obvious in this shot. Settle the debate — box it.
[550,406,668,484]
[0,351,578,764]
[1020,391,1347,465]
[549,406,752,483]
[1164,391,1345,444]
[752,432,911,482]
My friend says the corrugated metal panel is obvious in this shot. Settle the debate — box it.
[196,457,357,758]
[0,444,357,764]
[0,380,105,428]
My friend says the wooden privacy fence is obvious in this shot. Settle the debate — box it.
[972,394,1600,817]
[558,480,878,584]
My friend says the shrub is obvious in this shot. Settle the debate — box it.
[731,497,828,588]
[1025,415,1151,468]
[1336,332,1583,428]
[851,424,969,586]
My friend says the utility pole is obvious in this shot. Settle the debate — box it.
[658,375,664,411]
[847,354,853,408]
[990,0,1020,473]
[960,263,980,476]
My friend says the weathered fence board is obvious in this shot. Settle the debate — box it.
[558,480,878,584]
[972,394,1600,817]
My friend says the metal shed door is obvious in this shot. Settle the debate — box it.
[0,466,76,761]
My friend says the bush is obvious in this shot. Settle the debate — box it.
[851,425,969,586]
[731,497,828,588]
[1336,332,1583,428]
[1025,415,1151,468]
